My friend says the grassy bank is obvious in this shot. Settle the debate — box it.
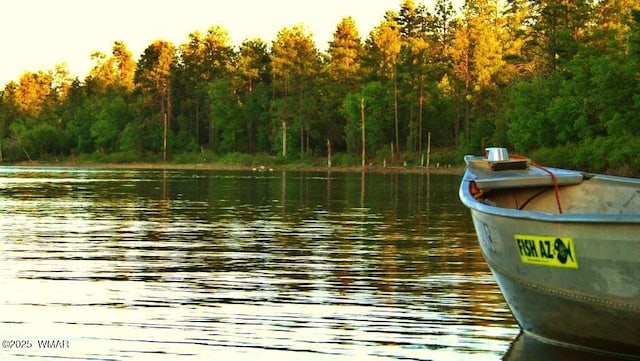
[12,149,466,175]
[13,144,639,177]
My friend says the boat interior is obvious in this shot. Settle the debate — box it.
[469,161,640,215]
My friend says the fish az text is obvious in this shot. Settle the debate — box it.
[514,235,578,269]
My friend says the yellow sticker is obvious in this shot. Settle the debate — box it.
[514,234,578,269]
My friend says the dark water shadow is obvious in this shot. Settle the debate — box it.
[503,331,639,361]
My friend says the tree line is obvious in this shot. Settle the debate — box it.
[1,0,640,173]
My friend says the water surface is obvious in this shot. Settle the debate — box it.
[0,167,520,360]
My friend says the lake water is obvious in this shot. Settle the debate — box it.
[0,167,615,360]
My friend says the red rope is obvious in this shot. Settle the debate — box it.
[532,161,563,214]
[511,154,563,214]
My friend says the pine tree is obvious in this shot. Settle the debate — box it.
[135,40,176,160]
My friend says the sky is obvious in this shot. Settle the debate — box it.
[0,0,442,87]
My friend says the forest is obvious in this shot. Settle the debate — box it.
[1,0,640,174]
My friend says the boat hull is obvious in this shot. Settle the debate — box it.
[467,205,640,358]
[493,265,640,357]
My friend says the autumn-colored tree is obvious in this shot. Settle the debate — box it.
[449,17,471,145]
[365,12,402,155]
[590,0,640,54]
[135,40,176,160]
[328,17,363,90]
[449,0,508,149]
[3,67,72,159]
[113,41,137,90]
[325,17,363,153]
[270,25,320,158]
[397,0,434,153]
[236,39,270,94]
[12,71,54,117]
[86,41,136,94]
[431,0,457,56]
[502,0,536,77]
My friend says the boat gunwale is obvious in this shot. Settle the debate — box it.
[460,169,640,224]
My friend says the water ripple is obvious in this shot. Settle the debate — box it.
[0,167,519,360]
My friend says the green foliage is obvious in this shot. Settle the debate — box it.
[332,152,361,166]
[170,151,215,164]
[216,152,277,166]
[12,122,69,159]
[506,76,560,152]
[530,137,640,175]
[91,117,119,152]
[208,79,242,153]
[118,121,142,153]
[75,151,156,164]
[343,82,394,156]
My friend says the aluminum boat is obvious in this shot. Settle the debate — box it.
[459,148,640,358]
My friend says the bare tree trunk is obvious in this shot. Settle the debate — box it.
[158,79,173,162]
[300,123,304,159]
[393,72,399,160]
[427,132,431,169]
[418,78,424,154]
[195,97,199,146]
[163,112,168,162]
[327,139,332,168]
[282,120,287,158]
[361,97,366,169]
[159,81,167,162]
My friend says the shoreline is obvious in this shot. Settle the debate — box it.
[8,160,465,175]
